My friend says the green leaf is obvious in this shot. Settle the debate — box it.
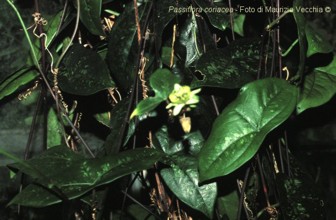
[8,146,163,207]
[0,66,38,101]
[130,68,179,119]
[198,78,298,181]
[79,0,105,36]
[306,23,332,57]
[161,156,217,218]
[233,14,245,36]
[315,55,336,76]
[179,15,202,67]
[103,97,134,154]
[107,2,147,89]
[130,97,163,119]
[154,125,184,155]
[59,44,114,95]
[297,71,336,114]
[150,69,180,99]
[191,39,260,89]
[217,190,239,220]
[194,0,230,31]
[47,108,63,148]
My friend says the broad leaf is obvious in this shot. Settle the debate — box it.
[59,44,114,95]
[0,66,37,101]
[47,108,63,148]
[194,0,230,31]
[297,71,336,114]
[198,78,298,181]
[130,68,179,119]
[79,0,105,36]
[191,39,260,89]
[217,190,239,220]
[149,68,180,99]
[107,2,147,89]
[161,156,217,218]
[306,23,332,57]
[8,146,163,207]
[297,56,336,113]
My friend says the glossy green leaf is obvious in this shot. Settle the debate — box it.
[94,111,111,128]
[198,78,298,181]
[192,39,260,89]
[0,66,38,101]
[8,146,163,207]
[107,2,147,89]
[306,23,332,57]
[47,108,63,148]
[59,44,114,95]
[130,97,163,119]
[130,68,179,119]
[217,190,239,220]
[297,70,336,114]
[79,0,105,36]
[194,0,229,31]
[161,156,217,218]
[150,69,180,99]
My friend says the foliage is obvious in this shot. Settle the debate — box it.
[0,0,335,219]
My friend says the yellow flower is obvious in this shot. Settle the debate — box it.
[166,84,201,116]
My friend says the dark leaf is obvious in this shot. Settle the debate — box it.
[297,69,336,114]
[161,156,217,218]
[306,23,333,57]
[191,39,261,89]
[276,153,325,219]
[79,0,105,36]
[59,44,114,95]
[0,66,37,101]
[8,146,163,207]
[217,190,239,220]
[194,0,230,31]
[106,2,147,89]
[198,78,298,181]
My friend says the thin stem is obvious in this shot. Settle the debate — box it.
[227,0,235,40]
[6,0,42,73]
[56,0,69,35]
[237,167,251,220]
[257,155,271,207]
[266,8,293,31]
[55,0,81,68]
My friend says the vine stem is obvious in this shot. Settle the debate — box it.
[55,0,80,68]
[6,0,42,74]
